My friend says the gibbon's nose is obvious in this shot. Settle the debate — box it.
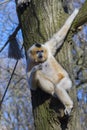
[38,54,43,59]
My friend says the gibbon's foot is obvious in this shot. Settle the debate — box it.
[64,105,73,115]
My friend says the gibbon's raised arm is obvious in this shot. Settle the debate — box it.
[45,8,79,55]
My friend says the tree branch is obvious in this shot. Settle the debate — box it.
[0,60,19,109]
[0,24,20,53]
[72,0,87,29]
[0,40,9,53]
[0,44,23,108]
[0,0,11,5]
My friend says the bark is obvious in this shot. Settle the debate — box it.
[16,0,87,129]
[72,0,87,29]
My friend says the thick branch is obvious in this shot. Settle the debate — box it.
[72,0,87,29]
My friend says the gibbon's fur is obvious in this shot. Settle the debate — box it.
[27,9,79,115]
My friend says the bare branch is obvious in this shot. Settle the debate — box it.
[0,40,9,53]
[0,0,11,5]
[0,44,24,108]
[0,60,19,109]
[76,79,87,89]
[73,0,87,29]
[0,65,26,79]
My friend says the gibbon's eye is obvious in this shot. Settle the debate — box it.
[41,50,44,53]
[36,50,44,54]
[36,51,40,54]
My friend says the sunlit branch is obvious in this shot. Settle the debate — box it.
[0,0,11,5]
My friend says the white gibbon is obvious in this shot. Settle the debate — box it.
[26,9,79,115]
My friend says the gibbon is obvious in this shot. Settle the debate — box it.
[27,9,79,115]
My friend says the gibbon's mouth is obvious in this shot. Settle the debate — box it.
[34,58,47,63]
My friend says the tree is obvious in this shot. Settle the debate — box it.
[15,0,87,129]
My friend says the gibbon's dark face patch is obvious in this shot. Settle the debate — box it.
[35,43,41,48]
[29,44,48,63]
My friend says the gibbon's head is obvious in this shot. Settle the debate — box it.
[28,43,48,63]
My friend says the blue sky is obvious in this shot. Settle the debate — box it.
[0,0,23,57]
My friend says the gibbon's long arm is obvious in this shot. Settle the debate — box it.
[45,8,79,55]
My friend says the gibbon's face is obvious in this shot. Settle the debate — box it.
[28,43,48,63]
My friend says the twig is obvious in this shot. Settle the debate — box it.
[0,40,9,53]
[0,0,11,5]
[0,60,18,109]
[0,44,23,109]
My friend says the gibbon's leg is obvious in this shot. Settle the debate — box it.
[55,78,73,115]
[36,71,55,95]
[60,77,72,90]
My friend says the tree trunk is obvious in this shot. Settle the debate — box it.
[16,0,87,129]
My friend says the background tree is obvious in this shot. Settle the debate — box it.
[0,1,34,129]
[15,0,87,130]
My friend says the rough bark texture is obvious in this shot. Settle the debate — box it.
[73,0,87,29]
[16,0,87,129]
